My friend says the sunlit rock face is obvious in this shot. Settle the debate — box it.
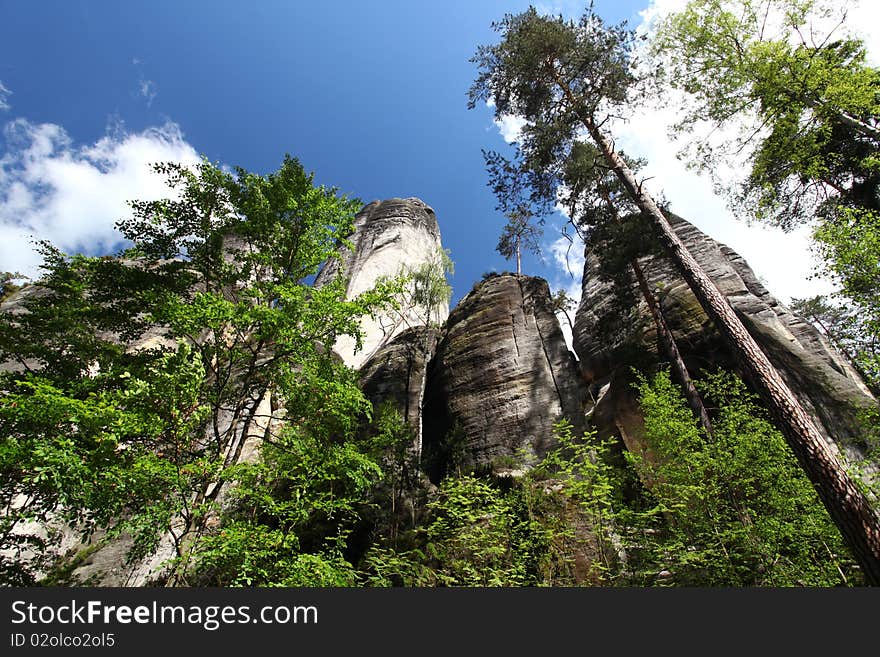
[6,195,878,586]
[315,198,449,370]
[422,273,587,480]
[573,212,877,468]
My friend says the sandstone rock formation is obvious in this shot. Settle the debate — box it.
[315,198,449,370]
[7,195,877,586]
[574,212,877,467]
[422,274,587,480]
[359,326,440,456]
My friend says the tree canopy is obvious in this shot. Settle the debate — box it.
[652,0,880,229]
[0,156,399,585]
[470,3,880,583]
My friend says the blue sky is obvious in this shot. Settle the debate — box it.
[0,0,645,308]
[2,0,876,318]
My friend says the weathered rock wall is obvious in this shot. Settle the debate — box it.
[574,212,877,466]
[422,274,587,480]
[315,198,449,370]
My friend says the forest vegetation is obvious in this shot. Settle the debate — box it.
[1,0,877,586]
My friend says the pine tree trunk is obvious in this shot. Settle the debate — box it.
[594,177,714,435]
[630,260,713,435]
[582,114,880,585]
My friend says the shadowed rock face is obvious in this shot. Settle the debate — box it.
[360,328,441,430]
[359,326,441,459]
[422,274,587,480]
[315,198,449,370]
[574,212,877,466]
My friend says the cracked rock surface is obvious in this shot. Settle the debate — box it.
[422,274,586,479]
[574,212,877,466]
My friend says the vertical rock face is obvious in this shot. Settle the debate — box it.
[315,198,449,370]
[573,213,877,466]
[422,274,587,480]
[359,326,441,454]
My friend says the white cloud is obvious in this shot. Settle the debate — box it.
[636,0,685,26]
[138,79,157,107]
[485,99,527,144]
[849,1,880,65]
[495,113,527,144]
[550,231,584,280]
[131,57,157,107]
[548,232,585,351]
[489,0,874,305]
[0,119,200,278]
[0,81,11,111]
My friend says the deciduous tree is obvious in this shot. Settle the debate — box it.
[0,156,398,585]
[651,0,880,229]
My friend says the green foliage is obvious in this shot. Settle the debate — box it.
[531,420,629,584]
[481,148,548,275]
[0,155,399,586]
[362,421,628,587]
[469,6,670,353]
[559,141,648,234]
[0,271,25,303]
[190,522,358,587]
[814,208,880,310]
[469,7,639,124]
[363,474,552,587]
[791,293,879,393]
[0,339,212,583]
[191,424,382,586]
[792,217,880,482]
[549,288,575,316]
[363,402,423,544]
[631,369,859,586]
[790,293,880,487]
[470,6,644,217]
[652,0,880,229]
[381,247,454,333]
[496,209,542,274]
[421,475,535,586]
[0,246,211,583]
[811,207,880,380]
[189,392,426,587]
[408,247,454,327]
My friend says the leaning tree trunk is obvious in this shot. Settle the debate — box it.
[581,112,880,585]
[630,259,714,435]
[595,182,714,435]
